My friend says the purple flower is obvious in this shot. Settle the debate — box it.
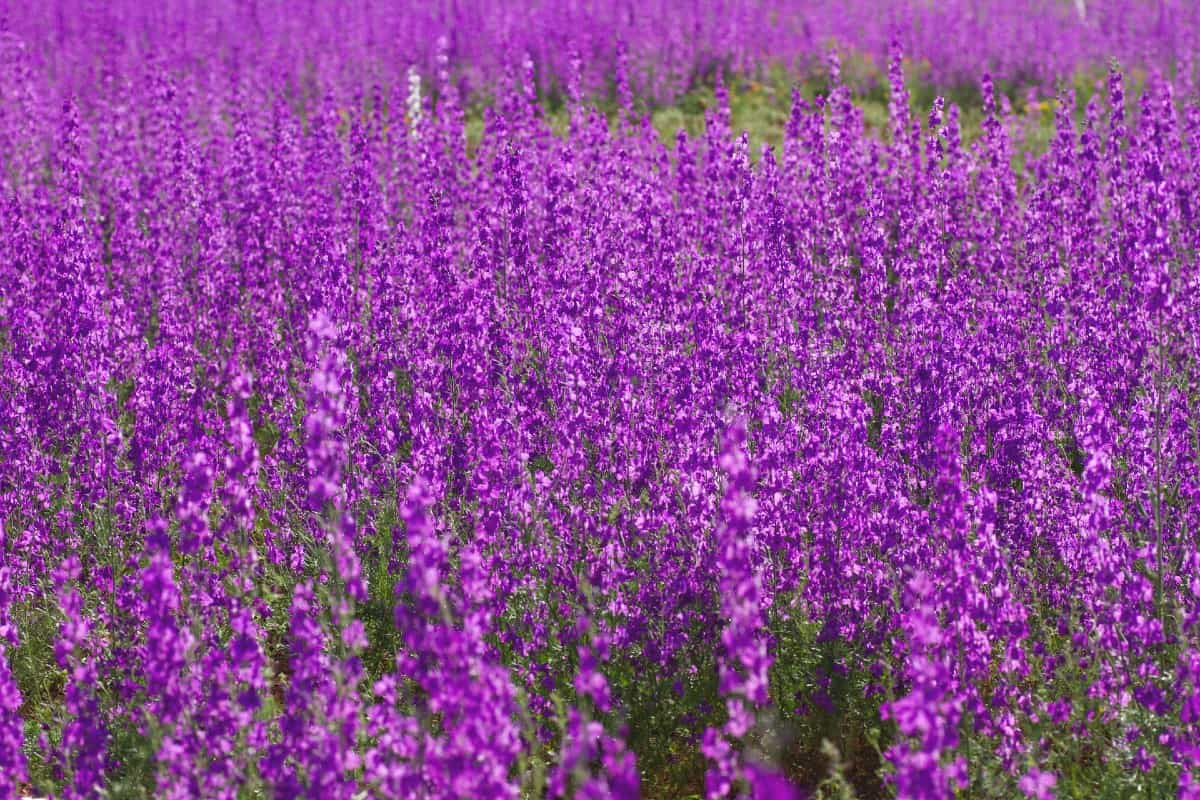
[1018,768,1057,800]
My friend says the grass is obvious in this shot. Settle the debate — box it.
[457,52,1144,167]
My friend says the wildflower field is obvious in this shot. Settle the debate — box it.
[2,2,1200,798]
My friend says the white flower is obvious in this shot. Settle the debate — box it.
[406,66,422,139]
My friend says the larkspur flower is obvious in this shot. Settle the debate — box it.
[1,11,1198,799]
